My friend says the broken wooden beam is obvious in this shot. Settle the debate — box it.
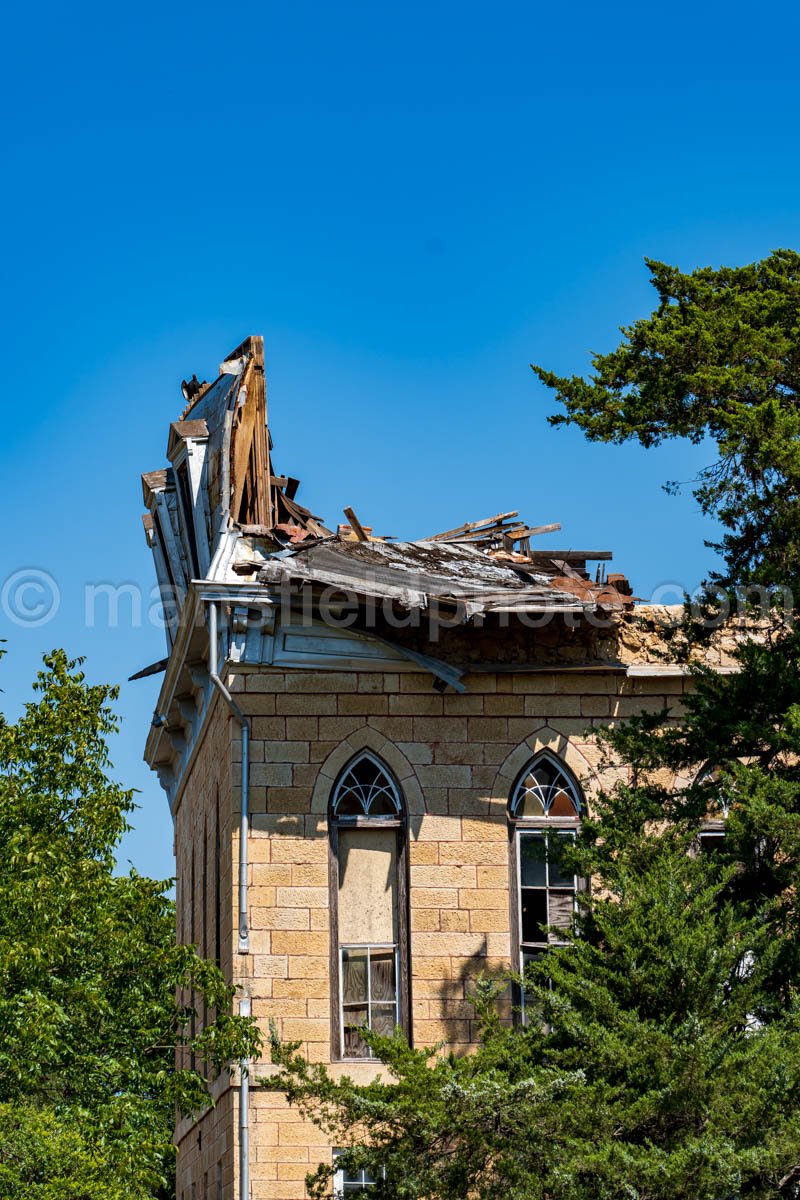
[343,507,369,542]
[512,522,561,539]
[529,550,613,563]
[425,512,519,541]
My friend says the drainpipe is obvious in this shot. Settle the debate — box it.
[207,600,251,1200]
[238,996,251,1200]
[207,600,250,954]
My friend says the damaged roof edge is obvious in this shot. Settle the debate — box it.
[138,334,634,657]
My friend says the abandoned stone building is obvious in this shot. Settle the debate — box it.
[140,336,735,1199]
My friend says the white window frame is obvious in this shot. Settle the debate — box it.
[333,1151,382,1195]
[509,754,584,1018]
[516,828,579,963]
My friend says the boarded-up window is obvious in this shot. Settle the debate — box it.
[330,753,409,1059]
[338,828,398,945]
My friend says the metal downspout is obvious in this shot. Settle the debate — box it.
[206,600,251,1200]
[207,600,250,952]
[238,997,251,1200]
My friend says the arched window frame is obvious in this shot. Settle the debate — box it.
[328,752,411,1060]
[507,752,585,1006]
[330,750,404,821]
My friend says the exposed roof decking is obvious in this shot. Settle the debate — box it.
[251,537,626,616]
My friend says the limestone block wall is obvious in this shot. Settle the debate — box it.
[173,698,237,1199]
[169,664,686,1199]
[176,1090,235,1200]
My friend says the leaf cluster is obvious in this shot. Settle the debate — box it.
[0,651,260,1199]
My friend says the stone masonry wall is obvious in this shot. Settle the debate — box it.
[173,699,237,1200]
[170,664,686,1199]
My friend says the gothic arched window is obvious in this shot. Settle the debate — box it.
[509,752,584,978]
[329,752,410,1059]
[331,752,403,819]
[510,753,583,820]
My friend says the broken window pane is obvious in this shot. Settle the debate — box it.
[520,834,547,887]
[548,889,574,935]
[548,839,576,888]
[521,888,548,945]
[518,832,578,954]
[342,1013,370,1059]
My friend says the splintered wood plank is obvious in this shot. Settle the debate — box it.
[229,337,272,528]
[250,336,271,528]
[512,522,561,539]
[528,550,613,562]
[343,507,369,541]
[230,359,258,522]
[424,511,519,541]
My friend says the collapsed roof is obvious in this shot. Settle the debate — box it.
[141,335,633,647]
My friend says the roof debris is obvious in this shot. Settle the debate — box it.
[140,335,633,646]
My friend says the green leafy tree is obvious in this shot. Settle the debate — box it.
[270,251,800,1199]
[0,649,260,1199]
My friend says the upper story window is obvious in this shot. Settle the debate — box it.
[510,754,582,821]
[329,753,409,1059]
[694,762,729,854]
[509,753,583,975]
[334,1151,380,1195]
[332,753,403,819]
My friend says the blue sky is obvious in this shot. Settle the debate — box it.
[2,1,800,881]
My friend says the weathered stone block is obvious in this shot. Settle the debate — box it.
[413,886,459,909]
[286,956,329,979]
[484,694,524,716]
[416,764,473,789]
[412,717,468,742]
[439,841,507,866]
[291,863,327,887]
[251,908,310,931]
[411,815,461,842]
[411,864,477,888]
[466,717,509,741]
[458,887,507,910]
[271,930,329,955]
[469,909,510,932]
[389,693,444,716]
[284,672,358,693]
[275,886,328,909]
[262,740,311,763]
[338,693,389,715]
[276,694,337,715]
[440,909,470,933]
[411,909,441,931]
[285,716,319,740]
[408,841,438,864]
